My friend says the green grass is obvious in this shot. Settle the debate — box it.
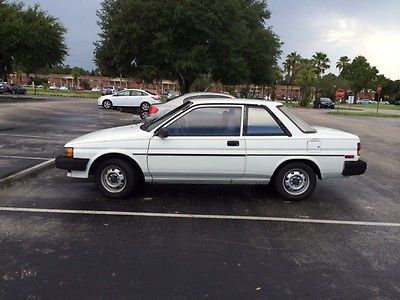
[328,111,400,118]
[353,103,400,110]
[26,88,101,99]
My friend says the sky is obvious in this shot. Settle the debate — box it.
[18,0,400,80]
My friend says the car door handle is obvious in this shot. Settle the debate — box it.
[227,140,240,147]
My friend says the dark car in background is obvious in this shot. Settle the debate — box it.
[313,97,335,109]
[0,84,12,94]
[11,85,26,94]
[0,84,26,95]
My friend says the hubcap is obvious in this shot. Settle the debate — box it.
[104,101,111,108]
[101,166,126,193]
[282,169,310,196]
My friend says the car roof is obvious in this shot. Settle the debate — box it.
[188,98,283,107]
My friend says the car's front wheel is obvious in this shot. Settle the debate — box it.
[102,100,113,109]
[274,162,316,201]
[140,101,150,111]
[95,159,137,198]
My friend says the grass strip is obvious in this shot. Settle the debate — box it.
[328,111,400,118]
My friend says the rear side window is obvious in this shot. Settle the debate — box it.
[278,106,316,133]
[245,107,286,136]
[130,90,144,96]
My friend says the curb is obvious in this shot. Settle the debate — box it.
[0,159,55,188]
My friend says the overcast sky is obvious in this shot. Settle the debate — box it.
[18,0,400,80]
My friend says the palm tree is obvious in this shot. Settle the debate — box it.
[295,59,317,107]
[336,56,350,73]
[283,52,302,100]
[312,52,330,78]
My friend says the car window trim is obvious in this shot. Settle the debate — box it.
[243,105,292,137]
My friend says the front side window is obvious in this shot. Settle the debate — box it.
[167,106,241,136]
[117,90,130,96]
[245,106,285,136]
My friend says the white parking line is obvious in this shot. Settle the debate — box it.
[0,207,399,228]
[0,155,52,160]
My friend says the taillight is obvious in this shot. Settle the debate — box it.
[149,105,159,114]
[151,95,160,100]
[357,142,362,156]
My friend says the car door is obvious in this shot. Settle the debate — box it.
[147,105,246,183]
[243,105,293,182]
[113,90,130,106]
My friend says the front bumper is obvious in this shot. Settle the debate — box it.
[55,155,89,171]
[342,160,367,176]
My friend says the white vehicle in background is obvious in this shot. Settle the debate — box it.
[91,87,101,92]
[97,88,161,110]
[56,98,367,201]
[147,92,236,120]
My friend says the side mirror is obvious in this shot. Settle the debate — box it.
[156,127,168,138]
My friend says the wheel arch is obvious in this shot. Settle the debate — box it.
[271,158,322,181]
[89,153,144,183]
[102,99,113,106]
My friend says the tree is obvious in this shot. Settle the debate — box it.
[0,2,23,81]
[336,56,350,72]
[283,52,302,100]
[316,73,351,100]
[295,59,316,107]
[0,2,67,82]
[95,0,281,93]
[312,52,330,78]
[340,56,378,98]
[16,5,68,78]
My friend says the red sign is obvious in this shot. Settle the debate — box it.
[335,89,345,99]
[377,85,382,93]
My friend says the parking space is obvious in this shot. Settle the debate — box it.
[0,96,137,178]
[1,98,400,298]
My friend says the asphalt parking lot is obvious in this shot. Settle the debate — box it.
[1,97,400,298]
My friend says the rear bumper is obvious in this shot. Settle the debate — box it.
[342,160,367,176]
[55,155,89,171]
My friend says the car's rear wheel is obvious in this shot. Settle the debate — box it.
[140,101,150,111]
[95,159,137,199]
[102,100,113,109]
[274,162,316,201]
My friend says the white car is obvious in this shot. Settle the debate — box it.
[148,92,236,119]
[56,98,367,201]
[97,89,161,110]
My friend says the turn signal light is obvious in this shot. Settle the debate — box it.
[66,147,74,158]
[357,143,362,156]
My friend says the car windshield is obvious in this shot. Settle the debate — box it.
[321,98,331,102]
[278,105,316,133]
[141,101,192,132]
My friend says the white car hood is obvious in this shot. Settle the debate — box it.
[66,123,150,146]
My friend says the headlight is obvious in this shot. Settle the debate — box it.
[64,147,74,158]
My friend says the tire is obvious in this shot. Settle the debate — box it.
[95,159,137,199]
[274,162,316,201]
[102,99,113,109]
[140,101,150,111]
